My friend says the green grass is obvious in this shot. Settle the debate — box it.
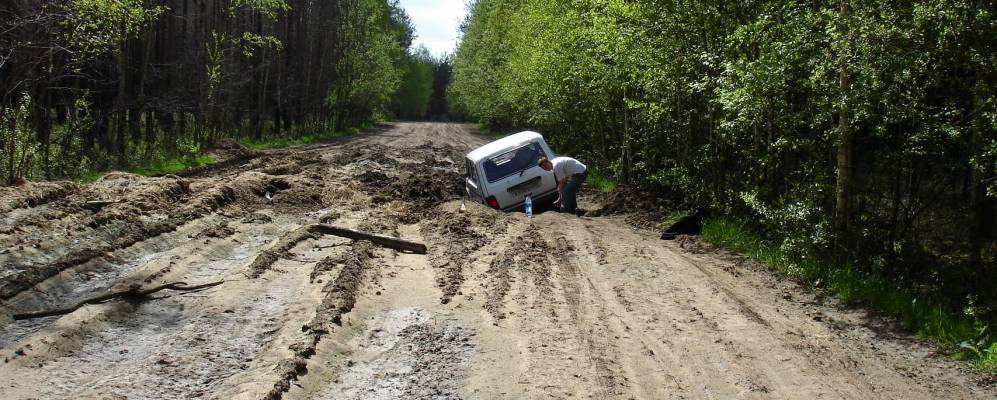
[75,154,216,183]
[77,171,107,184]
[238,126,361,151]
[129,154,216,176]
[76,124,369,183]
[661,210,688,227]
[474,124,505,139]
[701,218,997,373]
[586,169,617,193]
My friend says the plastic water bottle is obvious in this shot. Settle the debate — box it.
[524,192,533,218]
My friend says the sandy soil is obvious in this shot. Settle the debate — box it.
[0,122,993,399]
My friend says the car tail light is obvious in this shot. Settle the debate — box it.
[486,196,499,209]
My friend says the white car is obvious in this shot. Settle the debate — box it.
[465,131,559,211]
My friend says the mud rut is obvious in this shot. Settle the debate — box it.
[0,123,992,399]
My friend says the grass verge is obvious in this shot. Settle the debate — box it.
[474,123,505,139]
[238,125,363,151]
[76,124,370,183]
[77,154,216,183]
[701,218,997,374]
[129,155,216,176]
[586,169,617,193]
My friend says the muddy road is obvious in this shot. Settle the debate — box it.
[0,123,992,399]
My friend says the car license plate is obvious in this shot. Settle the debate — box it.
[509,177,541,195]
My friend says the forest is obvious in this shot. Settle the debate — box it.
[448,0,997,367]
[0,0,447,181]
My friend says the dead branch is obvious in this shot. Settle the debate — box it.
[11,281,224,321]
[83,200,123,210]
[308,224,427,254]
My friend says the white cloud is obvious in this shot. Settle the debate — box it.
[398,0,467,57]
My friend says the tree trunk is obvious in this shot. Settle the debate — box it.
[137,27,154,146]
[620,89,631,184]
[113,33,129,167]
[968,99,994,292]
[834,1,853,253]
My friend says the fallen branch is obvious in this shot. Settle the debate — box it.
[308,224,427,254]
[12,281,224,321]
[83,200,123,210]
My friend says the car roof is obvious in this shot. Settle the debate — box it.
[467,131,545,162]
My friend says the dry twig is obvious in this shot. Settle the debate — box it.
[12,281,224,320]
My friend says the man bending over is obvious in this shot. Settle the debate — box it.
[538,156,587,214]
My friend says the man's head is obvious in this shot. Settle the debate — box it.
[538,157,553,171]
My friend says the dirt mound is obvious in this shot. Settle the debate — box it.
[588,185,669,229]
[259,173,330,212]
[413,143,464,163]
[357,165,463,217]
[0,179,244,300]
[393,167,463,208]
[365,151,400,168]
[329,144,398,167]
[0,172,284,301]
[215,172,305,210]
[87,176,192,226]
[208,138,257,161]
[259,163,303,176]
[174,139,260,177]
[355,170,390,188]
[0,181,79,213]
[247,226,318,278]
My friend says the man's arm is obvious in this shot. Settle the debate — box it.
[554,177,565,206]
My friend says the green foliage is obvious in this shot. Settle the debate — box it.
[62,0,164,60]
[2,0,413,184]
[586,169,616,193]
[47,95,96,179]
[451,0,997,369]
[474,124,504,139]
[702,218,997,372]
[327,0,413,129]
[77,123,368,183]
[661,210,689,229]
[129,155,216,177]
[391,46,436,119]
[229,0,291,18]
[0,94,37,184]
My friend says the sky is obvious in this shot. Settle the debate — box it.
[398,0,467,57]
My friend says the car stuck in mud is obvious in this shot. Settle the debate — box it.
[464,131,558,212]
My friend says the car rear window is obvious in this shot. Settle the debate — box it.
[483,142,547,183]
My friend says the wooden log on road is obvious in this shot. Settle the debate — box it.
[308,224,427,254]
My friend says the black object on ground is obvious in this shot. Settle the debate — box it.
[661,209,709,240]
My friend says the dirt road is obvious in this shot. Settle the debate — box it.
[0,123,992,399]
